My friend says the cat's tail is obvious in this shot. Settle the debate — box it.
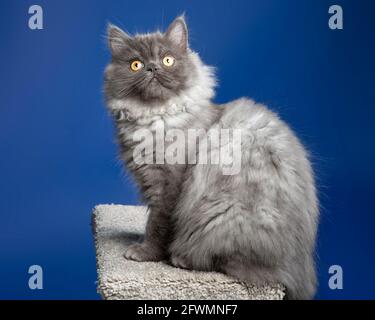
[220,258,317,300]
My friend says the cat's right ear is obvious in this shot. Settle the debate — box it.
[165,16,188,52]
[107,24,131,56]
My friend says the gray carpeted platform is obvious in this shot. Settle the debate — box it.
[93,204,285,300]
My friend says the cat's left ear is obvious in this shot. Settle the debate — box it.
[165,16,188,52]
[107,24,131,57]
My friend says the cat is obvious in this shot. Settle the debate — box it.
[104,16,319,300]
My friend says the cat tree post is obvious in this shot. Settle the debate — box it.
[92,204,285,300]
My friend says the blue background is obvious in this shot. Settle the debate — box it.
[0,0,374,299]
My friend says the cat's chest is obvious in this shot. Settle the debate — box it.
[118,114,198,165]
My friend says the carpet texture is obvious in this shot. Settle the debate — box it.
[93,204,285,300]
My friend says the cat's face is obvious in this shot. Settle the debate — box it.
[105,17,196,103]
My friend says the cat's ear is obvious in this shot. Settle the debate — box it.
[107,24,131,56]
[165,16,188,52]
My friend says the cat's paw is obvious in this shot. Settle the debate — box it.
[124,243,164,262]
[170,255,191,269]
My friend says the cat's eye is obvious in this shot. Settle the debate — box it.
[162,56,175,67]
[130,60,143,72]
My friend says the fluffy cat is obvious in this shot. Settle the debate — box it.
[104,16,319,300]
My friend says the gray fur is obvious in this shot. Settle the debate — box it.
[104,16,319,300]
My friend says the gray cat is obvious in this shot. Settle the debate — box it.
[104,16,319,300]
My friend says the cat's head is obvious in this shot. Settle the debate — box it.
[104,16,215,108]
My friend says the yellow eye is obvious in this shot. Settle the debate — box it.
[163,56,175,67]
[130,60,143,71]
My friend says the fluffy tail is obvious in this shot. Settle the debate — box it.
[221,259,317,300]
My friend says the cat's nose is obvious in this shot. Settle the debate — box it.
[146,63,158,72]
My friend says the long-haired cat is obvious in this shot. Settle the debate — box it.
[104,16,319,300]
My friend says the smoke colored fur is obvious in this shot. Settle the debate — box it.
[104,16,319,299]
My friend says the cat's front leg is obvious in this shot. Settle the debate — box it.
[124,242,163,262]
[124,165,182,262]
[124,206,171,262]
[170,254,192,269]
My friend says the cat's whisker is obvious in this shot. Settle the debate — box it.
[157,73,174,82]
[119,78,148,98]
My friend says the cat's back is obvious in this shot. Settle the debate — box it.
[219,98,285,134]
[218,97,307,157]
[218,97,318,241]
